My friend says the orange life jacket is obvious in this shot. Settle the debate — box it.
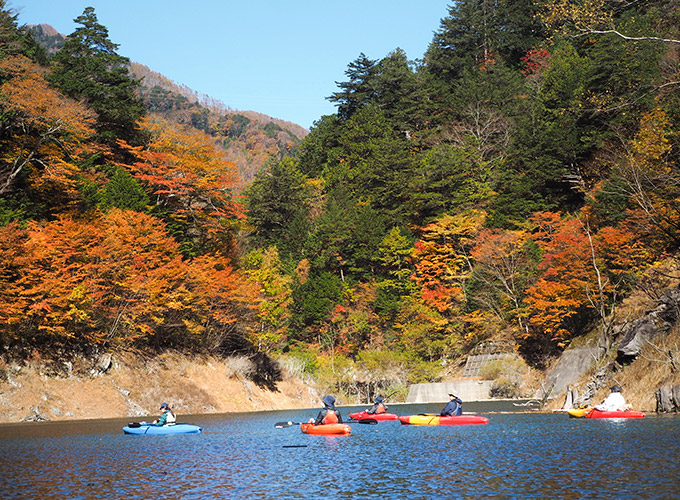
[323,410,338,424]
[376,403,386,414]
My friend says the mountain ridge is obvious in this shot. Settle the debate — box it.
[26,23,308,185]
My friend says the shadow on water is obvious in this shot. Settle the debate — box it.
[1,405,679,499]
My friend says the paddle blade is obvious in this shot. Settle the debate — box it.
[127,422,142,428]
[274,421,299,428]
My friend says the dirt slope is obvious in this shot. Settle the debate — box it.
[0,351,317,423]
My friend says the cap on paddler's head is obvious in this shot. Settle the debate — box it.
[160,402,169,409]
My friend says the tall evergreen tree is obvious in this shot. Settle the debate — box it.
[0,1,22,59]
[324,105,417,226]
[244,157,312,266]
[308,189,388,281]
[425,0,497,83]
[296,114,341,178]
[327,53,378,121]
[49,7,144,143]
[373,48,432,134]
[425,0,543,84]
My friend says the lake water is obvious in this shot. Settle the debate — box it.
[1,402,679,499]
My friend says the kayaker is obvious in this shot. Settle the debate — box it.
[313,395,343,425]
[153,402,177,426]
[366,395,387,414]
[440,393,463,416]
[595,385,628,411]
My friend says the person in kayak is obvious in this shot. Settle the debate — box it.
[365,395,387,414]
[595,385,628,411]
[440,393,463,416]
[312,395,343,425]
[153,402,177,426]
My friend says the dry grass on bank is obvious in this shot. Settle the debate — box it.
[604,328,680,412]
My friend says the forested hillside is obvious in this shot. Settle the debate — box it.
[0,5,270,374]
[1,1,680,401]
[241,0,680,394]
[129,62,307,185]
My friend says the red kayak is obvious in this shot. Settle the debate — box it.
[585,408,645,419]
[349,411,399,421]
[300,423,351,435]
[399,414,489,426]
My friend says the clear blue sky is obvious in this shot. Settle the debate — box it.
[12,1,451,129]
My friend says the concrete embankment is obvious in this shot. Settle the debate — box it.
[406,381,494,403]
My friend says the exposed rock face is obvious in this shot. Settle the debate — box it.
[656,384,680,413]
[616,286,680,362]
[96,353,112,374]
[574,363,617,405]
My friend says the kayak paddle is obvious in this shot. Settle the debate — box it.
[274,418,377,428]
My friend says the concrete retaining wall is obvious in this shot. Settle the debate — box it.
[406,380,494,403]
[542,347,598,399]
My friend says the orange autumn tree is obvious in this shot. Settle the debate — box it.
[0,209,257,350]
[523,212,592,352]
[89,209,257,349]
[0,223,32,339]
[0,55,95,199]
[4,215,103,343]
[397,209,486,359]
[521,211,649,361]
[118,116,244,257]
[411,210,487,313]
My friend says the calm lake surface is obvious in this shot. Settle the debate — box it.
[1,402,679,499]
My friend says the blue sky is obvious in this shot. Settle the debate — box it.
[13,1,451,129]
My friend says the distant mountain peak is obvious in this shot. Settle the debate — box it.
[25,24,66,54]
[29,23,60,37]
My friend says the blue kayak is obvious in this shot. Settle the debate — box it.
[123,422,202,435]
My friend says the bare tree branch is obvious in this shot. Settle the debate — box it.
[576,29,680,44]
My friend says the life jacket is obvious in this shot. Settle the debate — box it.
[323,410,338,424]
[166,410,176,424]
[376,403,386,414]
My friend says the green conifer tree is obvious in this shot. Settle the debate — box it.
[49,7,144,143]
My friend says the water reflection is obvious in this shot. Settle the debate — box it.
[0,407,679,498]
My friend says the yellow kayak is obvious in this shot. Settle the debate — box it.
[399,414,488,425]
[567,407,592,418]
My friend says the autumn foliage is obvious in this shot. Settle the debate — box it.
[0,55,95,198]
[0,16,257,355]
[118,116,244,257]
[3,0,680,375]
[0,210,257,350]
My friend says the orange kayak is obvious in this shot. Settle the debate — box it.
[300,423,351,435]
